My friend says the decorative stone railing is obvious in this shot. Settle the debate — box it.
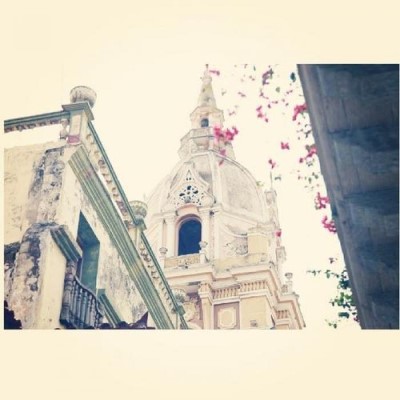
[164,254,201,269]
[239,280,268,293]
[276,310,290,319]
[60,262,104,329]
[213,286,239,299]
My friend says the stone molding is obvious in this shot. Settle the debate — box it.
[69,146,186,329]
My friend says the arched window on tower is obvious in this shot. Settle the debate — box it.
[178,218,202,256]
[200,118,209,128]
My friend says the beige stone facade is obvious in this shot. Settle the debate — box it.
[145,69,305,329]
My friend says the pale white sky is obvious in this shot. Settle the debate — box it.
[2,2,398,398]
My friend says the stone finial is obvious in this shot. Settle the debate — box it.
[129,200,148,221]
[202,64,212,84]
[284,272,293,293]
[172,288,187,305]
[70,86,97,108]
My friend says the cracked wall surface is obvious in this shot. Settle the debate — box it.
[4,141,148,328]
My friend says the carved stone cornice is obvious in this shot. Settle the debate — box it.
[69,147,183,329]
[4,111,70,133]
[50,225,82,263]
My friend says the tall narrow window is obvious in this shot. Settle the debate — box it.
[76,213,100,292]
[178,219,201,256]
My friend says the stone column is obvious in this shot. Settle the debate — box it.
[211,206,222,259]
[198,282,213,329]
[159,247,168,268]
[164,213,176,257]
[199,241,208,264]
[284,272,293,294]
[199,207,211,245]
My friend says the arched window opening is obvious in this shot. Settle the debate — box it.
[178,219,202,256]
[200,118,209,128]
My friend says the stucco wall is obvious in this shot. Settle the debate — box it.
[59,157,148,322]
[4,141,63,244]
[4,142,148,327]
[240,296,271,329]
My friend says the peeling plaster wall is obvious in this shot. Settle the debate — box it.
[5,142,148,327]
[59,156,147,323]
[4,141,63,244]
[7,224,62,328]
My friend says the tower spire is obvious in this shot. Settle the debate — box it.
[197,64,216,107]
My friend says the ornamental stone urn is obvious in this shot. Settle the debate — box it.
[70,86,97,107]
[129,200,148,221]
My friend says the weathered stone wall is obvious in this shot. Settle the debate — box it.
[298,64,399,328]
[4,141,64,244]
[6,224,64,328]
[58,149,148,323]
[4,142,148,327]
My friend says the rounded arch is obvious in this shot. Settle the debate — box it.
[177,215,202,256]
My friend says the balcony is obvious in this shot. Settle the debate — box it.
[164,253,201,269]
[60,269,104,329]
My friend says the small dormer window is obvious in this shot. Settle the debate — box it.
[200,118,209,128]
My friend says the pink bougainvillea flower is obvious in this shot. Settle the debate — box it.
[213,126,224,140]
[213,126,239,147]
[322,215,337,233]
[315,192,330,209]
[262,68,273,85]
[225,128,236,141]
[292,103,308,121]
[268,158,277,169]
[280,142,290,150]
[209,69,220,76]
[306,145,317,158]
[275,230,282,237]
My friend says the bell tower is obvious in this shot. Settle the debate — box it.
[143,67,305,330]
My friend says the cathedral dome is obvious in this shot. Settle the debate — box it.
[146,151,268,226]
[143,67,277,261]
